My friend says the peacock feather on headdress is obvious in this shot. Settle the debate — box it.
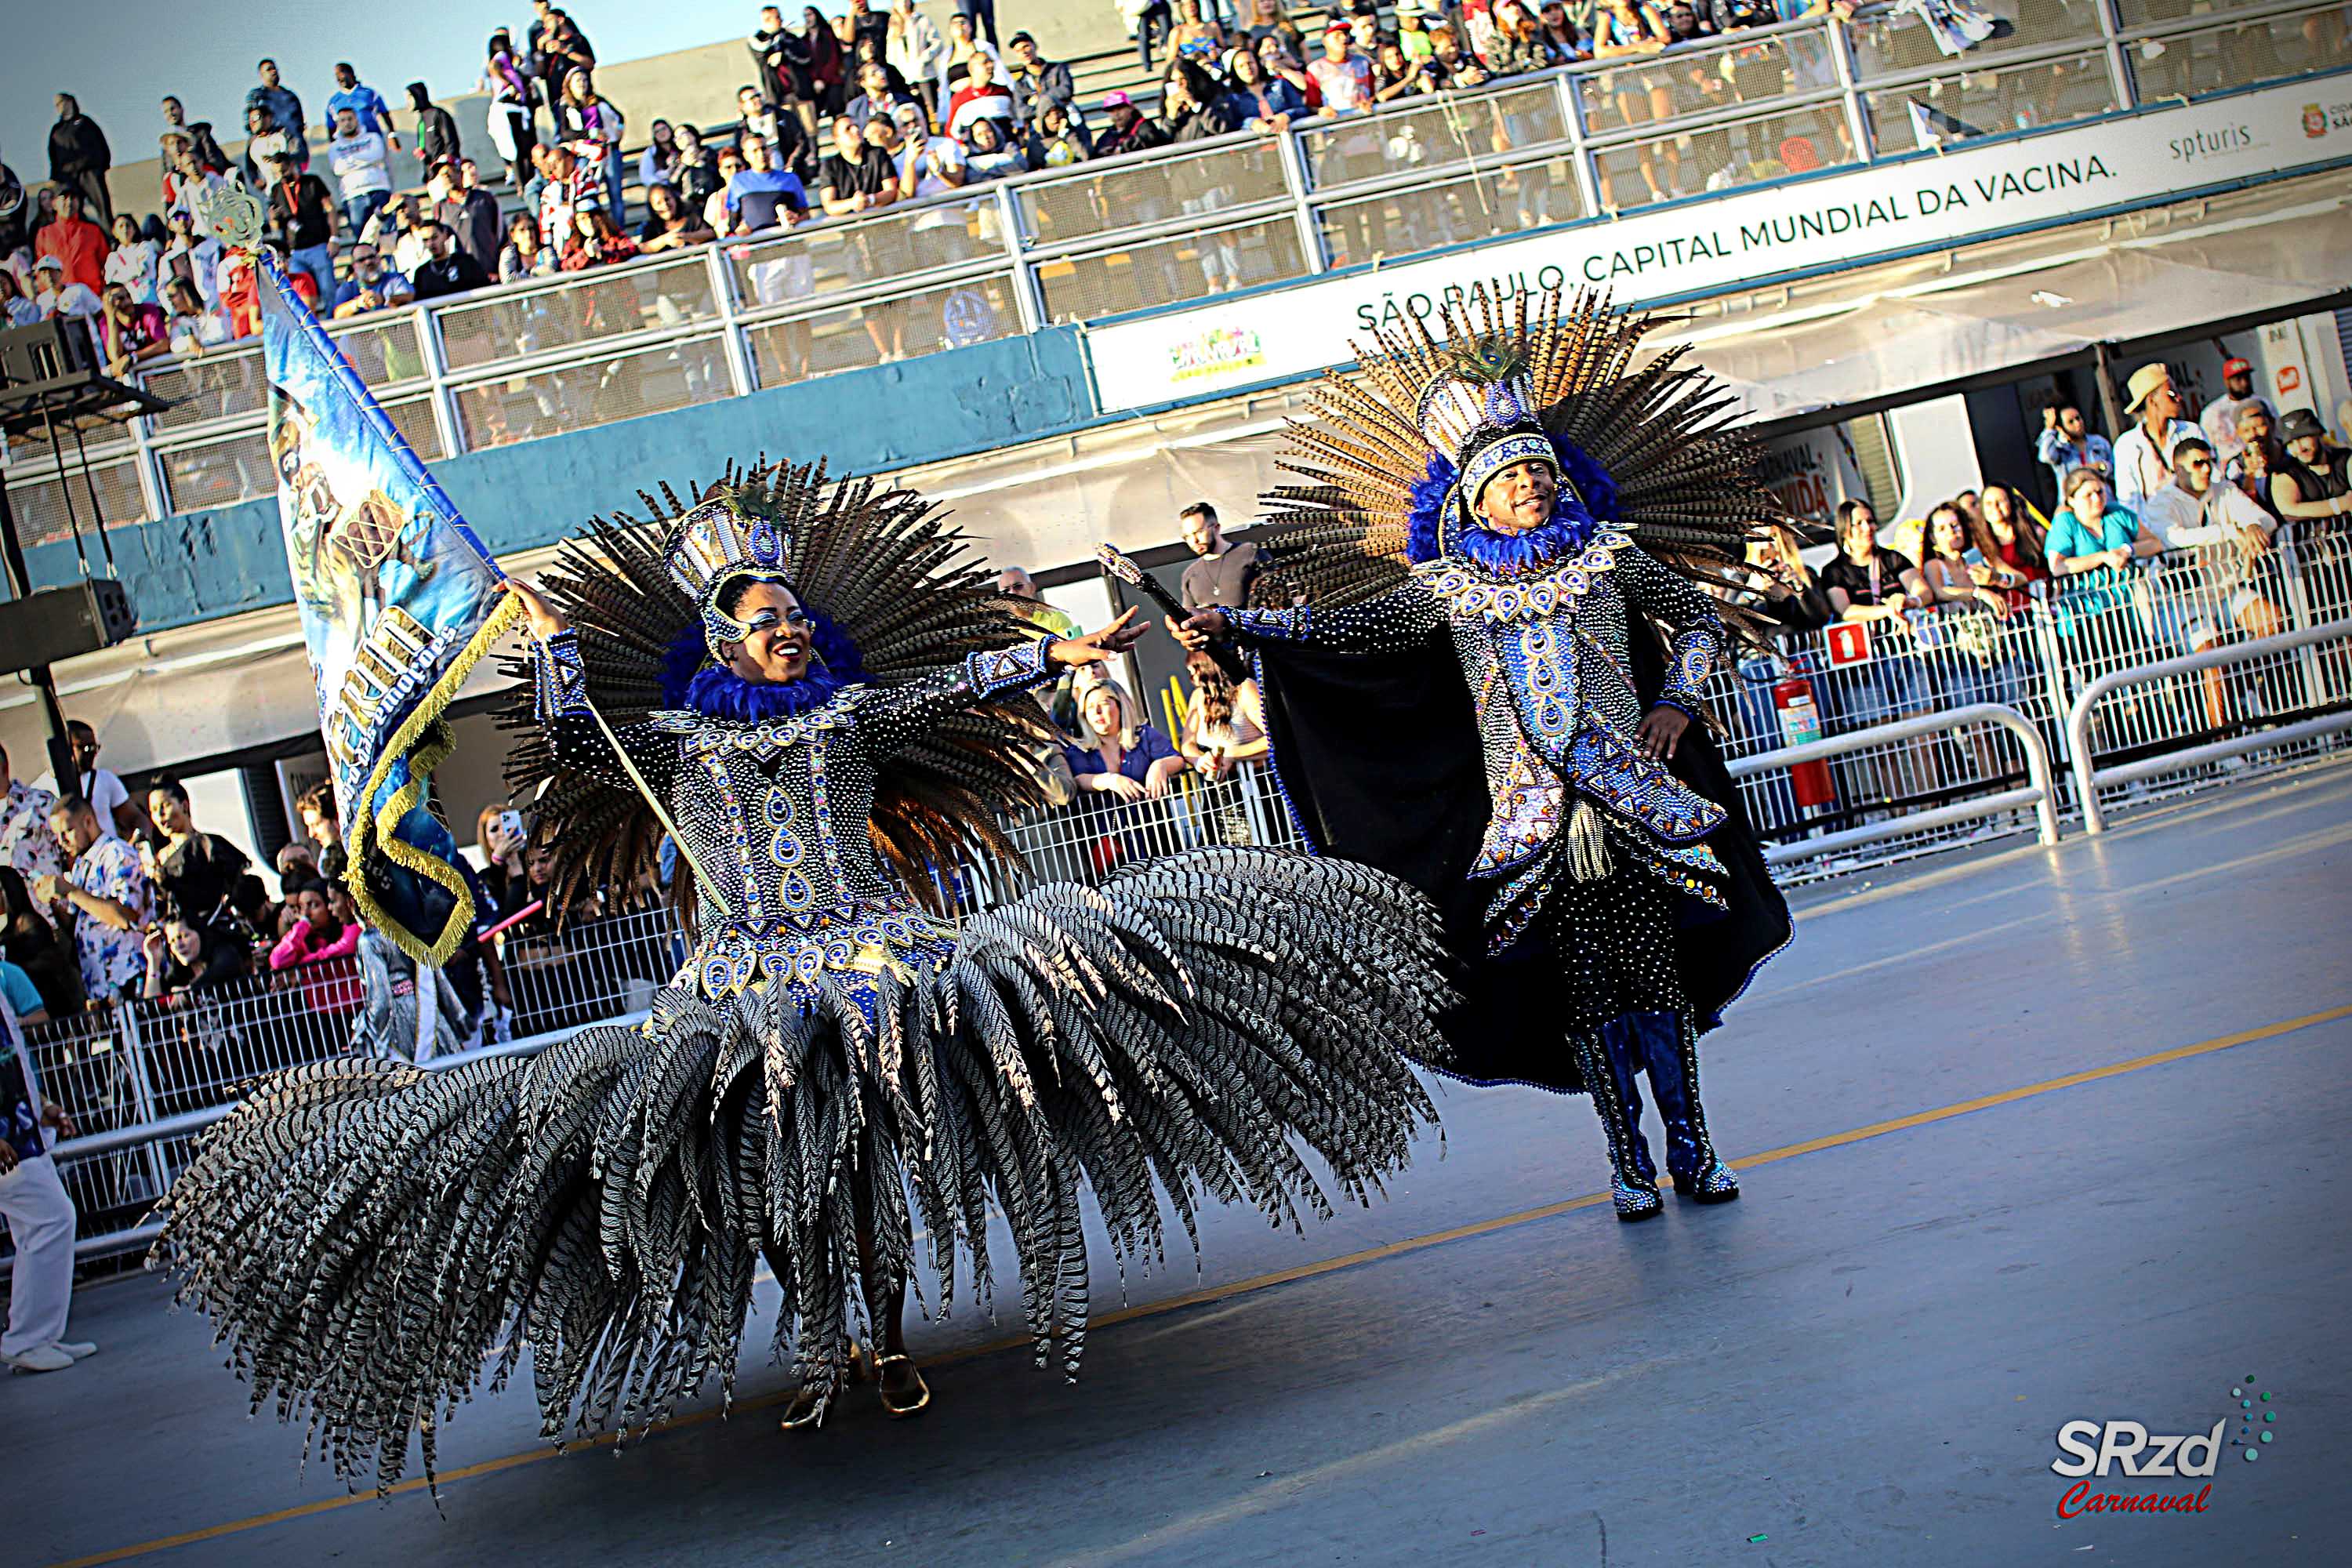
[496,459,1057,919]
[1260,285,1781,615]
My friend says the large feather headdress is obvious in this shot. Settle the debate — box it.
[497,459,1055,919]
[1259,285,1780,611]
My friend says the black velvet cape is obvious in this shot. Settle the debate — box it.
[1250,615,1791,1095]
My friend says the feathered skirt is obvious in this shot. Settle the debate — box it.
[152,848,1454,1490]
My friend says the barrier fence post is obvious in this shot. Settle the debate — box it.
[2094,0,2140,111]
[2279,539,2328,708]
[707,243,757,398]
[113,1001,175,1200]
[1273,128,1327,275]
[1827,17,1875,164]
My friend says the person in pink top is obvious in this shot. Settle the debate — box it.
[269,880,361,970]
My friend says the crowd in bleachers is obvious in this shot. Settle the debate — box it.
[0,0,2071,355]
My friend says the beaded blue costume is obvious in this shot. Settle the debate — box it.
[1222,288,1793,1221]
[155,464,1451,1491]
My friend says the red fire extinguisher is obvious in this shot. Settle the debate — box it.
[1772,670,1837,811]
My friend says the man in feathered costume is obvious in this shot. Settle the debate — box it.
[1174,289,1792,1221]
[154,463,1454,1490]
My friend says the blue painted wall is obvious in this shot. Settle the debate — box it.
[33,325,1096,633]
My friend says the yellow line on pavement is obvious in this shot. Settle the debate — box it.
[46,1000,2352,1568]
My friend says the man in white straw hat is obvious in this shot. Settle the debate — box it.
[2113,361,2203,514]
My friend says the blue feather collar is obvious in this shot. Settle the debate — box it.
[1452,514,1595,574]
[660,598,870,722]
[1403,433,1623,577]
[681,663,856,721]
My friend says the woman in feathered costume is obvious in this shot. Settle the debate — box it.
[154,462,1452,1490]
[1173,288,1792,1222]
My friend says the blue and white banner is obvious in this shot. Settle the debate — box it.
[261,249,518,964]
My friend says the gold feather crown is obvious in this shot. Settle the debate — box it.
[1257,285,1782,611]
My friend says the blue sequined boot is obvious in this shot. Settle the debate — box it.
[1575,1019,1662,1221]
[1633,1011,1740,1203]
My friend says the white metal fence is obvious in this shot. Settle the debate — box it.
[1708,532,2352,869]
[9,0,2345,546]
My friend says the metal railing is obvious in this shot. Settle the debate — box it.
[2067,617,2352,832]
[1727,701,2060,862]
[10,0,2345,546]
[1699,528,2352,870]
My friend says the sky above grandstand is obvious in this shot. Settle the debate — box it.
[5,1,756,194]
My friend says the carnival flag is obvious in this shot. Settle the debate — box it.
[256,243,519,964]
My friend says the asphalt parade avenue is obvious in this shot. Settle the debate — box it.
[20,766,2350,1568]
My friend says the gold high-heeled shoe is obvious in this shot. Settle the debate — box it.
[780,1343,876,1431]
[876,1354,930,1419]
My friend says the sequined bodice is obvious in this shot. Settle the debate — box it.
[1229,538,1730,897]
[646,700,891,932]
[531,629,1058,1004]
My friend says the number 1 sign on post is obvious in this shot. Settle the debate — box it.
[1826,622,1873,667]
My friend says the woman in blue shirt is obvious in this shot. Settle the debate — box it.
[1062,677,1185,802]
[2045,469,2161,578]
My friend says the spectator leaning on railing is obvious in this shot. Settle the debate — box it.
[269,880,360,971]
[1226,47,1308,129]
[724,132,812,235]
[1969,483,2048,613]
[96,284,169,378]
[141,914,251,1000]
[2266,408,2352,535]
[2141,436,2283,637]
[1094,89,1171,154]
[2045,467,2160,579]
[640,182,718,251]
[557,209,637,272]
[1064,677,1185,804]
